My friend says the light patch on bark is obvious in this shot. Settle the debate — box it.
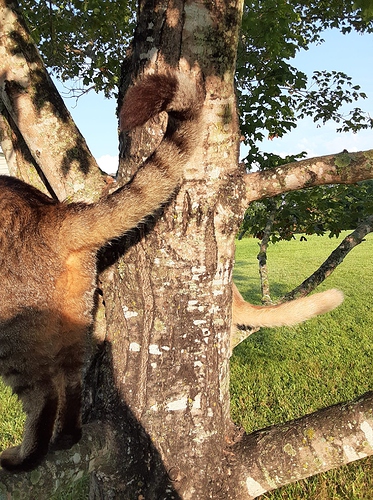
[129,342,141,352]
[166,396,188,411]
[122,306,139,319]
[184,2,212,31]
[210,166,222,179]
[187,300,205,312]
[149,344,162,355]
[246,477,266,497]
[360,421,373,448]
[208,304,220,315]
[192,393,201,411]
[192,265,207,280]
[140,47,158,61]
[343,444,366,462]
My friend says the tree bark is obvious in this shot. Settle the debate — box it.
[243,150,373,205]
[86,0,245,498]
[256,199,280,304]
[1,1,373,499]
[231,391,373,499]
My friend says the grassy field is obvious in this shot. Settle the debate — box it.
[231,231,373,499]
[0,231,371,498]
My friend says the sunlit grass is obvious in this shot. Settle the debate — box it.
[231,231,373,498]
[0,382,24,451]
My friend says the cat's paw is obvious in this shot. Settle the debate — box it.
[1,445,24,472]
[0,445,23,471]
[1,445,46,472]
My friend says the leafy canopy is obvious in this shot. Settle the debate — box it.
[21,0,136,97]
[237,0,373,170]
[19,0,373,241]
[21,0,373,129]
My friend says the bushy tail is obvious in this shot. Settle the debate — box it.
[232,283,344,329]
[65,72,203,249]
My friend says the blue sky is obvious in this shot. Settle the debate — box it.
[57,29,373,174]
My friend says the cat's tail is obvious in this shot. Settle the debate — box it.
[232,282,344,329]
[66,71,204,249]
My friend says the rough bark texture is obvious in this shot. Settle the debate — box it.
[243,150,373,205]
[1,0,373,498]
[85,0,246,497]
[0,101,53,194]
[284,215,373,301]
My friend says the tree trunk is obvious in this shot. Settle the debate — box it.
[86,0,245,497]
[256,199,280,304]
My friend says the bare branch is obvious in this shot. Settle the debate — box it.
[243,150,373,205]
[284,215,373,300]
[230,391,373,499]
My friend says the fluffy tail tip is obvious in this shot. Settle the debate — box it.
[321,288,344,311]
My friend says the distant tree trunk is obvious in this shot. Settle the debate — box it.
[256,199,280,304]
[283,215,373,301]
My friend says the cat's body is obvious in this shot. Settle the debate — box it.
[0,72,203,472]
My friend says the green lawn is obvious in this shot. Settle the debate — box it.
[232,231,373,499]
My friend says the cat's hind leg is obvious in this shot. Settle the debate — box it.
[0,380,59,472]
[51,345,84,451]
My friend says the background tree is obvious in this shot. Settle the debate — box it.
[1,1,373,499]
[239,180,373,301]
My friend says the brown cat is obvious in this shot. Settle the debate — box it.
[0,71,203,472]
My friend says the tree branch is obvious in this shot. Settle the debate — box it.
[0,0,105,201]
[0,422,111,498]
[230,391,373,499]
[243,150,373,205]
[284,214,373,300]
